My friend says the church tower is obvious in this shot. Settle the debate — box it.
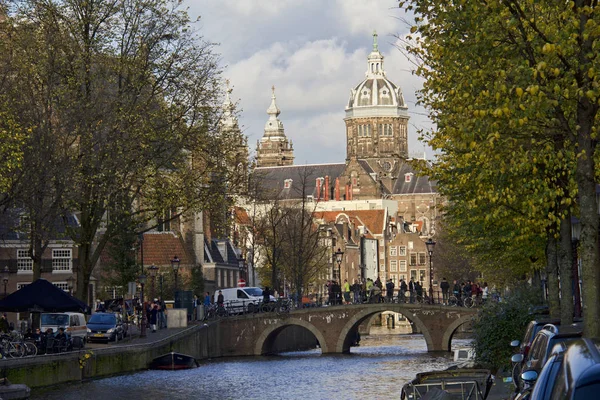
[256,86,294,168]
[345,31,409,188]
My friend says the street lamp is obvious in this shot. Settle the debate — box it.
[425,238,436,304]
[334,248,344,284]
[2,266,9,297]
[238,255,246,285]
[171,256,180,294]
[139,273,147,338]
[148,265,159,300]
[66,276,75,295]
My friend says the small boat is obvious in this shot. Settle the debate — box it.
[0,378,31,400]
[401,369,493,400]
[149,352,199,370]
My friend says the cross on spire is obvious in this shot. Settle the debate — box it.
[372,30,378,52]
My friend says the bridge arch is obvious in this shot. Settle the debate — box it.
[335,305,432,353]
[253,318,328,356]
[441,313,475,352]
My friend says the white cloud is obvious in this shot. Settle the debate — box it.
[186,0,433,163]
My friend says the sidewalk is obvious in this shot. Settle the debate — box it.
[486,372,515,400]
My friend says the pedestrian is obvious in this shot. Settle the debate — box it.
[193,295,199,320]
[400,279,408,303]
[217,290,225,306]
[409,277,415,303]
[352,279,361,303]
[150,304,158,333]
[385,279,395,302]
[415,281,423,301]
[158,297,167,329]
[453,280,461,302]
[204,292,211,307]
[365,278,373,302]
[326,281,332,305]
[482,282,489,302]
[440,278,450,305]
[343,279,351,304]
[0,313,9,333]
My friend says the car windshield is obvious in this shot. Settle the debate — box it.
[244,288,263,297]
[88,314,116,324]
[41,314,69,326]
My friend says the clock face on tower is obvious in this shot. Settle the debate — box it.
[382,161,392,172]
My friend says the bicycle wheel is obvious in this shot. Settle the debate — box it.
[8,342,25,358]
[448,296,458,306]
[24,341,37,357]
[415,295,423,304]
[463,297,473,308]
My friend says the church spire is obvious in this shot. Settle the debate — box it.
[372,30,378,52]
[256,86,294,167]
[220,79,238,129]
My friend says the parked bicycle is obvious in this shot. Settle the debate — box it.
[204,304,228,320]
[0,334,26,358]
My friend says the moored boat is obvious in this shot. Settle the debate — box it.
[149,352,199,370]
[0,378,31,400]
[401,369,493,400]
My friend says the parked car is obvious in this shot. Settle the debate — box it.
[86,312,128,342]
[512,318,560,358]
[547,338,600,399]
[526,342,569,400]
[513,323,583,393]
[40,312,87,342]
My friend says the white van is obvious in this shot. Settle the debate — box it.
[214,287,274,313]
[40,312,87,342]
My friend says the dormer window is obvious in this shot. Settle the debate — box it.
[405,173,414,183]
[284,179,292,189]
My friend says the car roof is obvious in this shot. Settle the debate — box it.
[564,338,600,388]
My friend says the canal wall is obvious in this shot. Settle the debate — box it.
[2,323,221,389]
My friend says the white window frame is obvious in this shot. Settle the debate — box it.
[52,249,73,272]
[389,246,397,256]
[399,246,407,256]
[390,260,398,272]
[379,263,385,271]
[400,260,407,272]
[17,249,33,273]
[53,282,69,292]
[419,252,427,265]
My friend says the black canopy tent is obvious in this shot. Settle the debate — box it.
[0,278,88,313]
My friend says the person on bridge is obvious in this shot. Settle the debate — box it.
[343,279,351,304]
[409,278,416,303]
[440,278,450,305]
[262,287,270,304]
[365,278,373,302]
[400,279,408,303]
[386,279,395,302]
[217,290,225,307]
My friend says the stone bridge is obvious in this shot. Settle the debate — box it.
[217,303,478,356]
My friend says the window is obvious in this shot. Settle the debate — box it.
[379,263,385,271]
[399,274,406,282]
[399,246,406,256]
[389,246,397,256]
[405,173,414,183]
[390,274,397,283]
[410,270,417,281]
[390,260,398,272]
[418,252,426,265]
[53,282,69,292]
[237,289,249,299]
[410,253,417,266]
[379,124,393,136]
[358,124,371,137]
[419,269,426,282]
[400,260,407,272]
[52,249,72,272]
[17,249,33,272]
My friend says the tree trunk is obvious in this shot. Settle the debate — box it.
[576,103,600,338]
[546,235,560,319]
[558,216,574,324]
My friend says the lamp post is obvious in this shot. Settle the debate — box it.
[571,218,582,318]
[148,265,159,300]
[425,238,436,304]
[2,266,9,297]
[171,256,180,299]
[334,248,344,284]
[238,255,246,286]
[139,273,147,338]
[66,276,75,295]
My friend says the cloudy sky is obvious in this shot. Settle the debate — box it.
[186,0,431,164]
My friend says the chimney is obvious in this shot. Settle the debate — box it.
[325,176,330,201]
[316,178,321,200]
[335,178,340,201]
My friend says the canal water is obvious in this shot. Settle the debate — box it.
[32,326,471,400]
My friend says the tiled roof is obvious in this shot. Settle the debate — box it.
[204,238,239,266]
[0,208,79,241]
[140,232,193,267]
[253,163,346,200]
[234,207,251,225]
[314,209,387,236]
[391,162,437,195]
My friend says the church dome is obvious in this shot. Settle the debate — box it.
[345,32,408,119]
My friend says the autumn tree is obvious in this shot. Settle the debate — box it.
[400,1,599,333]
[3,0,226,301]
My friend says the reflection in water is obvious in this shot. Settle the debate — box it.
[32,329,471,400]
